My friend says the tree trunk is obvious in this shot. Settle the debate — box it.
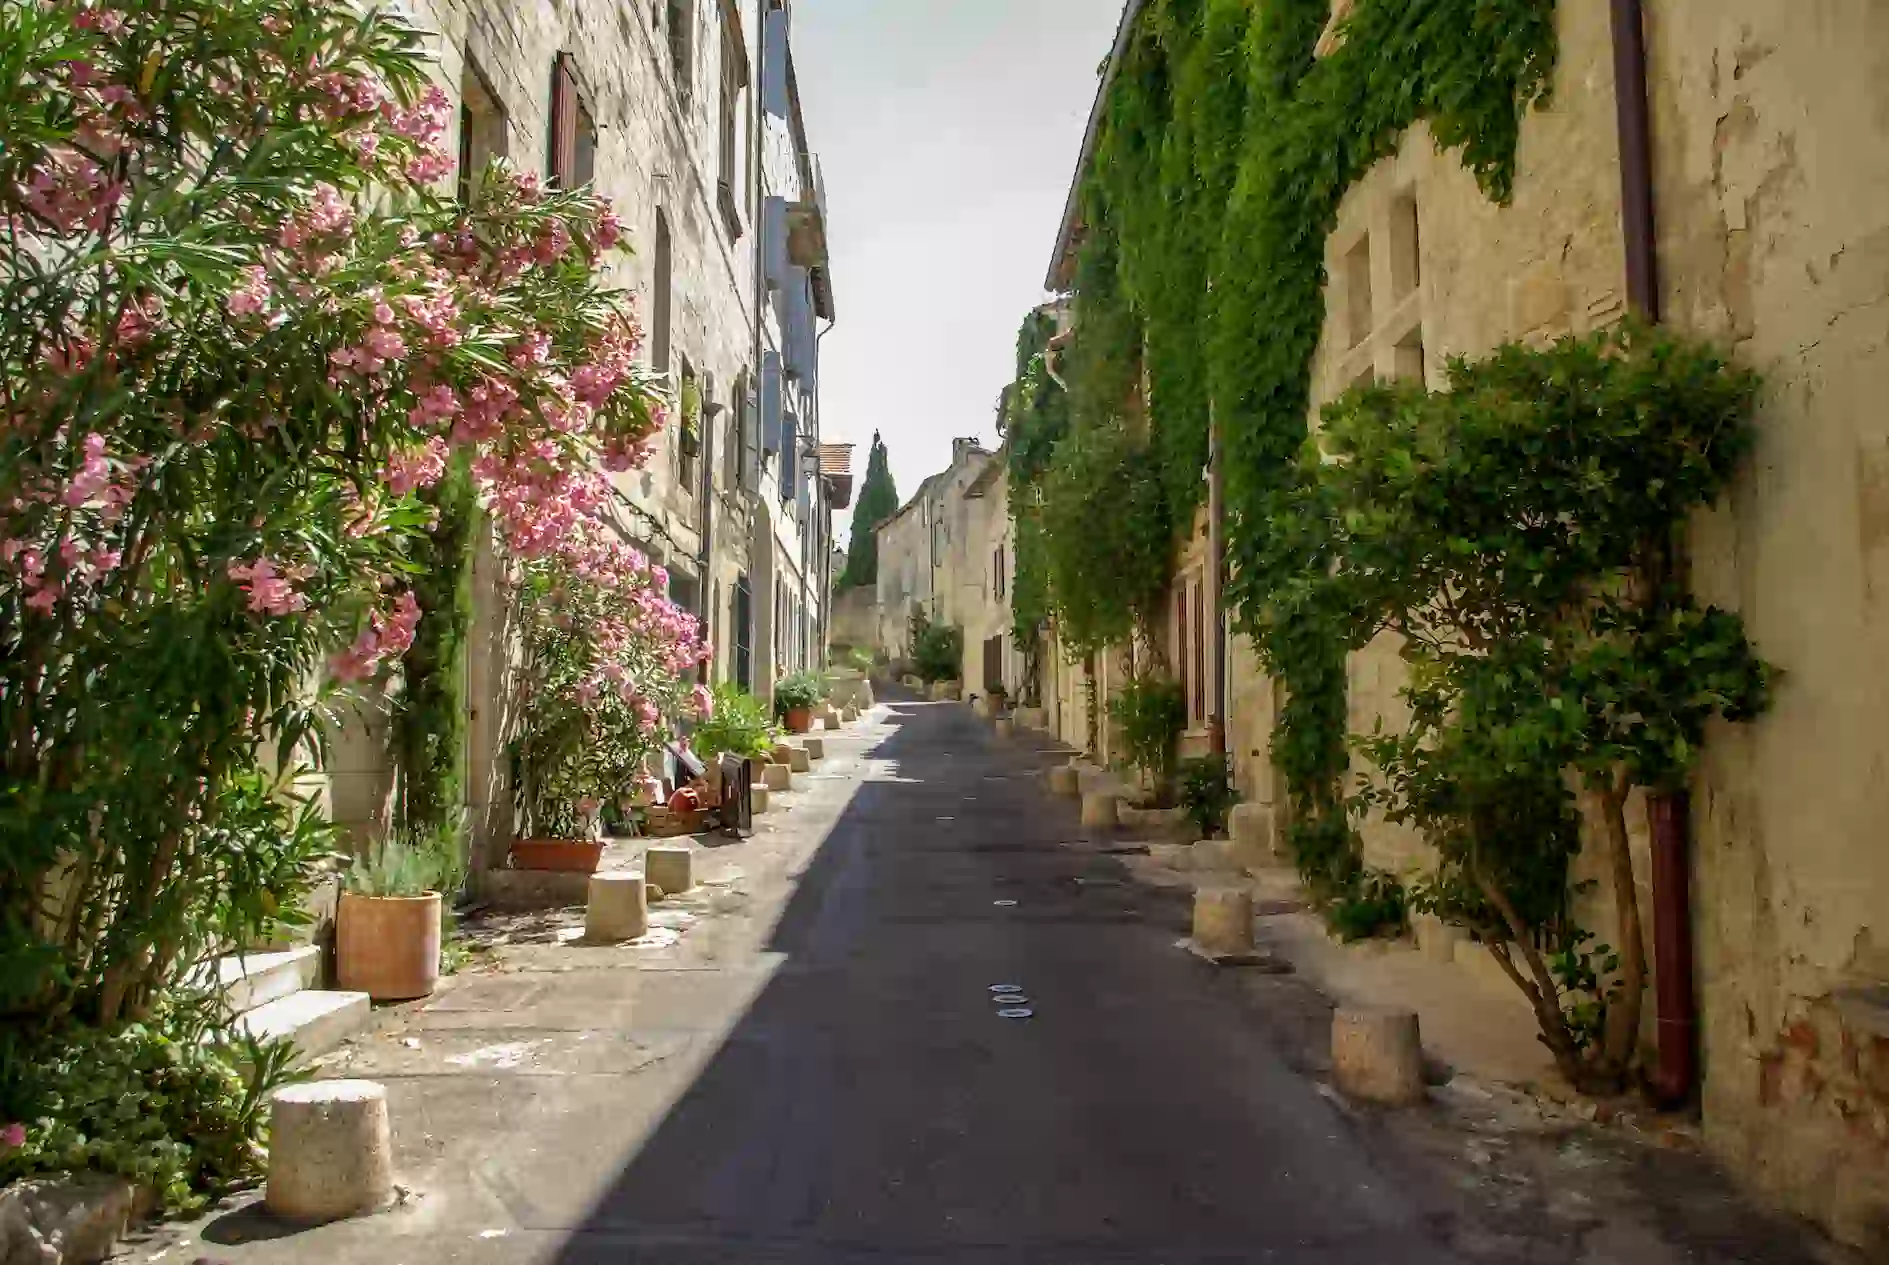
[1597,771,1647,1080]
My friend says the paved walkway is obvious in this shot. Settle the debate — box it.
[147,696,1842,1265]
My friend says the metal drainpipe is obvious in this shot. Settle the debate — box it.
[1206,397,1227,759]
[697,400,717,685]
[815,317,834,661]
[1610,0,1694,1108]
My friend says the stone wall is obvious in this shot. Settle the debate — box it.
[1647,0,1889,1245]
[1283,0,1889,1242]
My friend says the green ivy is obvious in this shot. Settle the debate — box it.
[1046,0,1559,891]
[393,455,476,836]
[1107,676,1187,790]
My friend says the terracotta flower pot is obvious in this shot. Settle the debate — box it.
[509,838,607,873]
[785,706,812,734]
[336,891,441,1002]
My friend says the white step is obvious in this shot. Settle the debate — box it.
[237,990,370,1060]
[215,946,321,1015]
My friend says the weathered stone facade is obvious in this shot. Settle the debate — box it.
[324,0,842,867]
[1041,0,1889,1244]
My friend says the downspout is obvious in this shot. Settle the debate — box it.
[1206,397,1227,758]
[1610,0,1694,1108]
[815,316,834,662]
[751,2,769,694]
[697,400,718,685]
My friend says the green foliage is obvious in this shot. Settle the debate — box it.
[1052,0,1561,909]
[832,644,875,674]
[0,1016,305,1211]
[1331,325,1767,1088]
[1037,422,1172,656]
[1108,676,1186,788]
[839,432,899,590]
[342,819,466,899]
[1325,868,1409,943]
[910,611,964,684]
[393,457,477,836]
[691,684,778,760]
[772,671,825,717]
[1178,754,1236,838]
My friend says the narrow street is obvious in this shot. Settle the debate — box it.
[146,695,1841,1265]
[154,698,1458,1264]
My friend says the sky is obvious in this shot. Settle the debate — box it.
[790,0,1124,538]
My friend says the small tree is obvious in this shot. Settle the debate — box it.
[1333,324,1768,1092]
[839,431,898,589]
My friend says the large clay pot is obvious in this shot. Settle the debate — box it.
[509,838,606,873]
[336,891,441,1002]
[785,706,812,735]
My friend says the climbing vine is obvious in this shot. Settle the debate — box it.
[1044,0,1560,888]
[392,456,477,836]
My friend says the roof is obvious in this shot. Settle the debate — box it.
[817,442,855,508]
[1046,0,1148,292]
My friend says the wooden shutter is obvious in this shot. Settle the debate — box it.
[1192,578,1207,724]
[1175,587,1189,718]
[549,54,579,188]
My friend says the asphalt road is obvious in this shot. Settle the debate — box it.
[542,697,1464,1264]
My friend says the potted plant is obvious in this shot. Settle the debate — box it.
[505,544,702,872]
[336,824,464,1002]
[773,671,824,735]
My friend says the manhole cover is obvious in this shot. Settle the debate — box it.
[997,1008,1035,1020]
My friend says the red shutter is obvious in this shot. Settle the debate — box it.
[1192,579,1207,724]
[550,54,579,187]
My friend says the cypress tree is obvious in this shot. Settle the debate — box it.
[839,431,899,589]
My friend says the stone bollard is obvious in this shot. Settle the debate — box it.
[1192,886,1256,956]
[771,742,795,767]
[789,746,811,773]
[1080,791,1119,831]
[750,783,771,815]
[763,762,792,792]
[644,846,693,896]
[586,871,649,942]
[994,717,1014,740]
[1229,802,1279,869]
[842,705,860,722]
[266,1081,395,1223]
[804,736,825,761]
[1332,1006,1425,1106]
[1047,765,1080,797]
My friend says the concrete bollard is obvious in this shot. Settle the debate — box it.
[789,746,811,773]
[803,736,825,761]
[771,742,795,767]
[585,872,649,942]
[994,718,1015,740]
[750,783,771,815]
[1047,765,1080,797]
[266,1081,395,1222]
[1192,886,1256,956]
[762,762,792,792]
[1080,792,1119,831]
[644,846,693,896]
[842,705,860,723]
[1332,1006,1425,1106]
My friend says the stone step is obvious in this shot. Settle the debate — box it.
[237,989,370,1060]
[213,945,322,1015]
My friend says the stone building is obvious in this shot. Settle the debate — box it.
[325,0,846,868]
[1041,0,1889,1244]
[868,438,998,670]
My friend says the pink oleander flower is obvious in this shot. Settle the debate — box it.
[1,1122,25,1149]
[691,684,714,719]
[227,556,309,616]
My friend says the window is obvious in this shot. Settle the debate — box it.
[1389,191,1421,300]
[993,546,1005,600]
[676,358,698,496]
[652,209,673,375]
[1344,233,1373,347]
[1394,327,1426,385]
[733,574,752,690]
[547,54,595,189]
[456,61,506,206]
[717,1,749,235]
[1175,584,1190,725]
[667,0,695,103]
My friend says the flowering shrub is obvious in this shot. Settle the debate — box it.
[0,0,680,1030]
[511,530,709,840]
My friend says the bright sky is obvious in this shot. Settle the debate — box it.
[791,0,1123,535]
